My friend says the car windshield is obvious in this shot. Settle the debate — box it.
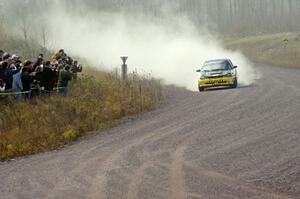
[202,61,231,72]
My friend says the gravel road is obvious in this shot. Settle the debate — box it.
[0,65,299,199]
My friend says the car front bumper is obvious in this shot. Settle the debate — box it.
[199,76,236,88]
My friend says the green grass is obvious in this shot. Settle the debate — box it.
[224,32,300,68]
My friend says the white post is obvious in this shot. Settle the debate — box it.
[121,56,128,80]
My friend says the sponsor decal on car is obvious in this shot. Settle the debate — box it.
[207,79,227,84]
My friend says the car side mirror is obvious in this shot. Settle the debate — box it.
[196,69,201,72]
[233,66,238,69]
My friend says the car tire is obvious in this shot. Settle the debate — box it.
[232,78,238,88]
[199,86,204,92]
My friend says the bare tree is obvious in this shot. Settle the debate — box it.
[3,0,300,38]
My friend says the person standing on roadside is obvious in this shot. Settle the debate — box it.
[58,65,72,95]
[30,66,44,97]
[33,54,45,70]
[42,61,56,94]
[70,60,83,80]
[12,60,24,101]
[1,61,22,91]
[21,60,33,99]
[52,49,66,61]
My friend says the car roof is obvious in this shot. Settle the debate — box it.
[205,59,230,63]
[203,59,234,66]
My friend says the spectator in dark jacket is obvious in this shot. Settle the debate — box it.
[0,61,22,91]
[21,60,33,98]
[42,61,56,92]
[31,66,44,97]
[33,54,45,70]
[58,65,72,95]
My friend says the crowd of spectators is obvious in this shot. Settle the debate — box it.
[0,49,83,100]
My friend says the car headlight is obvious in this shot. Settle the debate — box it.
[224,71,233,77]
[200,74,207,80]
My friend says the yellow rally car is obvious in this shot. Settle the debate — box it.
[196,59,238,92]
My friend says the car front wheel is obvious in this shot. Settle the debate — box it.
[232,78,238,88]
[199,86,204,92]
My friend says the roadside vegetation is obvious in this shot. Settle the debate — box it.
[0,24,162,161]
[0,67,162,161]
[224,32,300,68]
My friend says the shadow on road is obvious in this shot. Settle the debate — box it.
[203,84,256,92]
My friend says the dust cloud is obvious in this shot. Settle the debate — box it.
[7,1,259,91]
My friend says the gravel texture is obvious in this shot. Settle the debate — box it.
[0,65,299,199]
